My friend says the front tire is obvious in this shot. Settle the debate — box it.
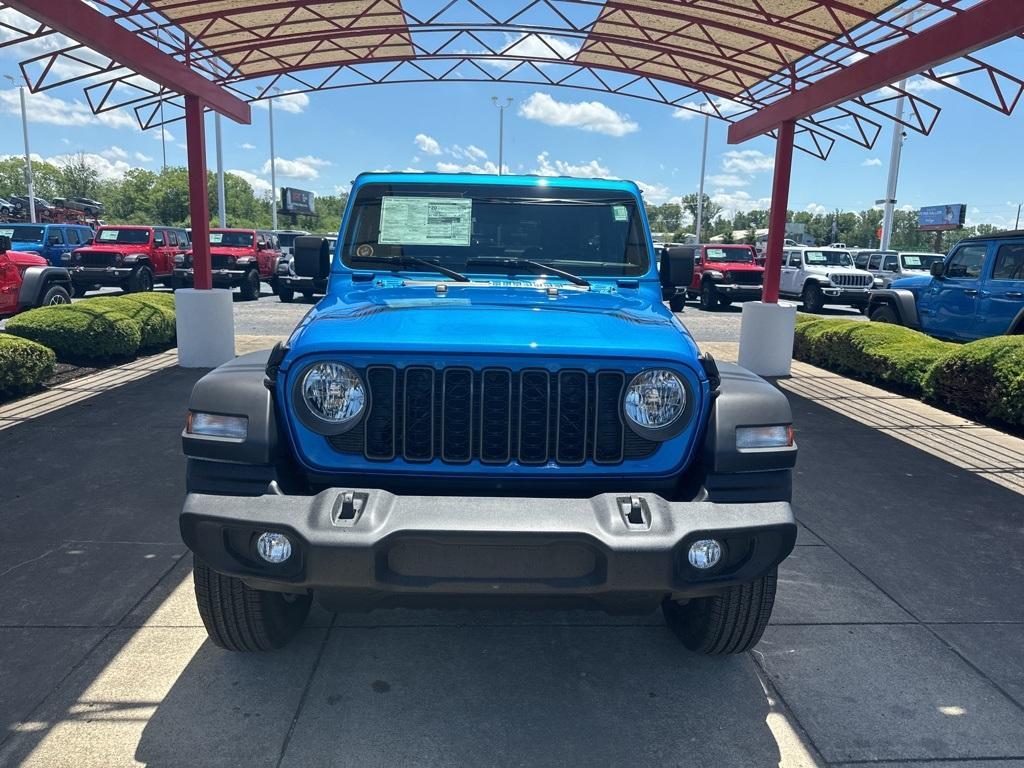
[802,282,824,313]
[40,284,71,306]
[192,555,311,652]
[278,285,295,303]
[239,269,261,301]
[869,304,900,324]
[126,265,154,293]
[668,293,686,312]
[662,569,777,655]
[699,282,718,311]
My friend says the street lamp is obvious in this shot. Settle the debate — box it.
[491,96,512,175]
[4,74,36,223]
[268,88,280,230]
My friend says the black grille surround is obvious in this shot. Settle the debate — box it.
[328,365,660,467]
[75,250,117,267]
[724,270,763,286]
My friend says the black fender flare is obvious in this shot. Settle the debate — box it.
[17,265,72,308]
[1008,306,1024,335]
[867,288,920,329]
[122,254,152,267]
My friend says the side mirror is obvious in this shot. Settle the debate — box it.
[294,236,330,279]
[662,246,695,289]
[930,261,945,278]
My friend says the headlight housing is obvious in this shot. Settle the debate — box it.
[705,269,724,279]
[623,369,689,439]
[296,361,366,433]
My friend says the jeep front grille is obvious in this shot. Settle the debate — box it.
[831,273,872,288]
[211,255,237,269]
[728,271,762,286]
[76,251,114,267]
[328,366,658,466]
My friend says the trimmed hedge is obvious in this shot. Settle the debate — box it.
[80,296,175,350]
[6,304,142,362]
[0,334,56,398]
[924,336,1024,425]
[121,292,176,313]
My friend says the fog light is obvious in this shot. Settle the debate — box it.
[688,539,722,570]
[256,532,292,564]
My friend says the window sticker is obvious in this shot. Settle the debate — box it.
[99,230,120,241]
[903,255,922,267]
[209,233,224,244]
[612,205,628,222]
[0,228,13,239]
[379,197,472,246]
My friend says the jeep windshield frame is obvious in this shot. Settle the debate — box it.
[803,250,854,268]
[210,230,254,248]
[94,228,152,245]
[341,182,649,280]
[705,246,754,264]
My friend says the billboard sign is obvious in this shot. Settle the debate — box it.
[918,204,966,231]
[281,187,315,215]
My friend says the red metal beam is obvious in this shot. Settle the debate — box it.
[185,94,212,290]
[7,0,251,124]
[762,120,795,304]
[729,0,1024,144]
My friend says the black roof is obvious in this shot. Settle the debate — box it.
[958,229,1024,242]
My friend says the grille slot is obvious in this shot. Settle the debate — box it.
[729,271,762,286]
[830,273,872,288]
[329,365,656,467]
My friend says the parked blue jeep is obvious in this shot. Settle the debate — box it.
[868,231,1024,340]
[1,223,95,266]
[179,173,797,655]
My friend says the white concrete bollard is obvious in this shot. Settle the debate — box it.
[174,288,235,368]
[737,301,797,377]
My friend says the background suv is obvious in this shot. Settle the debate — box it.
[779,247,875,312]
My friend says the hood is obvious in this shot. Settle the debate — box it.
[707,261,762,272]
[75,243,142,254]
[4,249,46,267]
[890,274,932,292]
[285,281,701,369]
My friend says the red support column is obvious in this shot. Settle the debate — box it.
[185,94,211,291]
[762,119,795,304]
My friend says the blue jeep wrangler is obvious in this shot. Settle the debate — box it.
[180,173,798,655]
[868,231,1024,340]
[2,223,95,266]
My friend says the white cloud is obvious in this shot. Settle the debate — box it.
[636,180,673,204]
[101,146,128,160]
[241,142,256,150]
[261,155,331,180]
[519,92,638,137]
[46,152,131,181]
[0,88,137,130]
[531,152,611,178]
[450,144,488,162]
[710,190,772,219]
[672,97,748,121]
[228,169,271,194]
[415,133,442,155]
[153,127,174,143]
[436,160,503,175]
[721,149,774,174]
[805,203,828,216]
[471,33,581,71]
[845,51,868,66]
[905,75,960,93]
[253,91,310,114]
[134,151,153,163]
[705,173,748,188]
[861,157,883,167]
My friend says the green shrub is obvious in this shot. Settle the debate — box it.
[0,334,56,399]
[81,296,175,350]
[5,304,141,362]
[122,292,175,312]
[924,336,1024,425]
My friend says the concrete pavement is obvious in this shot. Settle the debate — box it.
[0,348,1022,766]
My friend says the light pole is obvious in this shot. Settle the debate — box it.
[5,74,35,223]
[268,91,278,230]
[694,113,709,243]
[215,112,226,227]
[491,96,512,175]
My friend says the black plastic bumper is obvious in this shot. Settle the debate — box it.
[181,489,796,610]
[173,267,249,287]
[70,265,133,285]
[713,283,762,298]
[822,286,871,304]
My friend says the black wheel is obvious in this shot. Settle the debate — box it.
[699,282,718,311]
[719,298,732,308]
[239,269,261,301]
[801,282,824,313]
[662,568,777,655]
[278,285,295,303]
[126,265,154,293]
[869,304,900,324]
[192,555,311,652]
[268,278,280,296]
[40,284,71,306]
[668,294,686,312]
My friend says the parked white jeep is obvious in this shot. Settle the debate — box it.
[779,247,875,312]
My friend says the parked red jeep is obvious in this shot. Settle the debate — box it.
[68,225,188,296]
[172,228,282,301]
[0,235,72,317]
[686,244,764,311]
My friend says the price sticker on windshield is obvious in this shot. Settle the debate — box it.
[210,233,224,244]
[379,197,472,247]
[0,228,13,239]
[99,230,119,241]
[612,205,628,222]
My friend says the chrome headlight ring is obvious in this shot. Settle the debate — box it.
[291,361,368,435]
[622,368,693,441]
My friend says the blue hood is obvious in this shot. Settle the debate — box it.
[889,274,932,295]
[284,280,701,372]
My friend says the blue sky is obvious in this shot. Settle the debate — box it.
[0,33,1021,230]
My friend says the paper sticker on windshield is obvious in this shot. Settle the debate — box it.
[99,230,119,241]
[209,233,223,244]
[904,255,921,266]
[356,244,374,258]
[379,197,472,247]
[0,228,13,239]
[612,205,628,222]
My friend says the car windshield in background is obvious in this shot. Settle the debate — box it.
[210,231,253,248]
[804,250,853,267]
[705,247,753,263]
[343,183,648,278]
[902,253,944,270]
[277,233,302,248]
[3,225,44,243]
[96,229,150,245]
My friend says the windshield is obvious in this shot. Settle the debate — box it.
[96,228,150,245]
[804,250,853,267]
[1,225,44,243]
[210,231,254,248]
[342,182,648,278]
[705,246,754,264]
[277,233,305,248]
[902,253,944,270]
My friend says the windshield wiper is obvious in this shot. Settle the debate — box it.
[352,254,470,282]
[465,257,590,287]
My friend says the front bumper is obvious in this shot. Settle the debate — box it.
[713,282,763,297]
[70,265,133,285]
[173,267,249,287]
[181,489,796,610]
[822,286,871,303]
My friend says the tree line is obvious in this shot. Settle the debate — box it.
[0,154,347,233]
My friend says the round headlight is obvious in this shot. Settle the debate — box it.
[623,369,687,436]
[300,362,366,426]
